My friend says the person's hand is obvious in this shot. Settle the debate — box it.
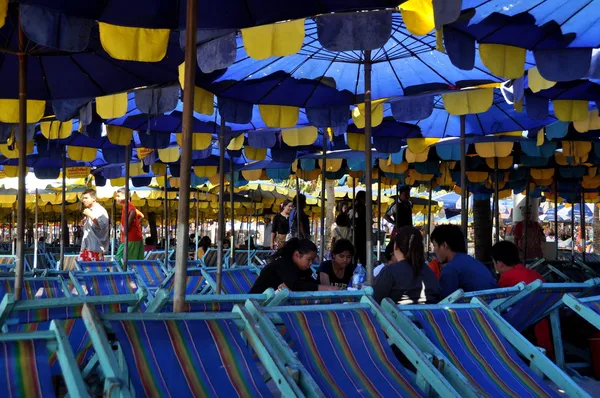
[82,208,93,219]
[277,283,288,291]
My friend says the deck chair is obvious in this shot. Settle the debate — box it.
[76,260,122,272]
[440,283,526,305]
[202,266,260,294]
[0,276,70,301]
[230,250,254,267]
[144,250,168,261]
[0,255,16,271]
[125,260,169,292]
[59,254,79,271]
[167,259,203,269]
[69,272,147,311]
[245,297,471,397]
[562,294,600,331]
[265,287,374,306]
[253,249,275,266]
[157,267,208,294]
[382,299,589,398]
[146,288,275,313]
[0,322,91,397]
[81,304,303,397]
[200,247,229,267]
[24,253,53,270]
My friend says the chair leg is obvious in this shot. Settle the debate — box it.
[550,310,565,369]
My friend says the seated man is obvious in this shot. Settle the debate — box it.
[491,240,543,287]
[431,225,498,298]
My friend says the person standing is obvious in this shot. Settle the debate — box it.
[271,200,293,249]
[350,191,368,265]
[290,194,310,240]
[384,185,413,237]
[512,205,545,260]
[263,217,272,248]
[115,188,144,264]
[78,189,110,262]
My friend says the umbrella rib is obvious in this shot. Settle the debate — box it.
[67,54,107,96]
[301,52,341,109]
[36,56,54,101]
[495,104,527,131]
[382,46,405,93]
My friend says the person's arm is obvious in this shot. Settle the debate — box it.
[373,266,394,303]
[320,272,331,286]
[439,266,460,298]
[95,212,109,231]
[82,208,99,227]
[127,209,136,229]
[277,262,319,291]
[270,231,276,249]
[136,209,144,220]
[384,204,396,224]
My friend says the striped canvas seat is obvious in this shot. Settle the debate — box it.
[60,255,78,271]
[279,309,424,397]
[206,268,258,294]
[253,250,274,266]
[453,288,522,304]
[231,251,251,266]
[0,278,65,300]
[76,261,119,272]
[411,308,558,398]
[77,274,139,296]
[201,248,221,267]
[0,255,16,265]
[110,319,271,397]
[160,302,237,313]
[145,251,166,261]
[127,260,167,288]
[161,271,205,295]
[0,339,56,396]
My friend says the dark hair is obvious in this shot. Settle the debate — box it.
[82,189,97,199]
[491,241,521,267]
[356,191,366,203]
[273,238,317,261]
[384,240,395,262]
[335,212,350,227]
[145,237,154,245]
[399,185,411,194]
[294,194,307,209]
[331,239,355,256]
[394,226,425,277]
[430,225,466,253]
[280,200,292,211]
[199,236,211,251]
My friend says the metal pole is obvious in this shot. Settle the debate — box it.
[554,179,559,260]
[195,189,200,260]
[364,49,374,284]
[216,118,226,293]
[163,170,169,267]
[460,115,467,241]
[295,174,301,237]
[377,174,382,263]
[524,171,531,261]
[494,158,500,244]
[33,189,38,269]
[123,144,131,269]
[581,191,586,263]
[15,18,28,299]
[571,183,576,262]
[111,199,116,258]
[10,205,14,256]
[59,149,66,270]
[427,180,433,250]
[230,157,235,260]
[352,178,356,248]
[320,133,327,262]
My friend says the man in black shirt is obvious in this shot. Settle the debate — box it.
[384,185,413,236]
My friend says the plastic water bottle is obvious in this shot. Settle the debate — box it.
[351,263,366,290]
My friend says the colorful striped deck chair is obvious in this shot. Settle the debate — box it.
[81,305,303,397]
[563,294,600,331]
[253,250,275,266]
[158,267,207,295]
[0,255,16,271]
[69,271,147,311]
[76,260,121,272]
[202,266,260,294]
[144,250,168,261]
[231,250,254,267]
[146,288,274,313]
[60,254,79,271]
[200,248,229,267]
[383,299,589,398]
[0,276,69,301]
[167,259,203,269]
[440,283,526,305]
[266,287,374,306]
[493,279,600,332]
[0,322,90,397]
[126,260,168,291]
[245,297,468,397]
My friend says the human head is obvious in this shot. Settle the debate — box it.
[399,185,411,202]
[356,191,366,204]
[340,203,349,213]
[264,217,271,225]
[430,224,466,264]
[491,240,521,274]
[330,239,355,269]
[223,239,230,249]
[199,236,211,249]
[81,189,97,209]
[294,194,307,210]
[281,200,293,216]
[394,226,425,274]
[277,238,317,271]
[116,188,128,205]
[384,240,396,264]
[145,237,154,245]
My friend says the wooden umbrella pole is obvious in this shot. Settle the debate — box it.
[230,157,235,259]
[320,132,327,262]
[494,158,500,244]
[123,144,131,270]
[364,50,374,284]
[59,149,66,270]
[216,118,226,293]
[460,115,467,242]
[33,189,38,269]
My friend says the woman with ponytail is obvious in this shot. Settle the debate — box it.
[373,226,441,304]
[250,238,339,293]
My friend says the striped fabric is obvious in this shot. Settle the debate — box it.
[162,273,206,295]
[161,302,236,313]
[79,274,138,296]
[503,287,587,331]
[0,279,65,300]
[412,308,558,398]
[287,297,362,306]
[110,319,270,397]
[128,261,166,288]
[77,261,117,272]
[0,256,16,265]
[455,291,515,304]
[61,255,78,271]
[581,284,600,298]
[0,340,54,397]
[210,269,258,294]
[280,309,423,397]
[585,300,600,317]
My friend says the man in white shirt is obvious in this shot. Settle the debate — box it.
[78,189,110,261]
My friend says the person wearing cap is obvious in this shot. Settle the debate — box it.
[384,185,413,237]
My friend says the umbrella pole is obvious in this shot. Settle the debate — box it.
[111,199,116,258]
[216,118,226,293]
[230,157,235,261]
[352,178,356,248]
[524,171,530,262]
[571,183,575,262]
[554,179,558,260]
[15,19,28,299]
[163,170,169,266]
[364,49,374,284]
[427,179,433,251]
[59,149,66,270]
[195,189,200,260]
[123,144,131,270]
[581,192,586,262]
[295,174,301,237]
[320,133,327,262]
[494,158,500,244]
[395,184,400,231]
[10,204,14,256]
[460,115,467,242]
[377,175,381,263]
[33,189,38,269]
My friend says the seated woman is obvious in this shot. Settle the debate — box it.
[319,239,356,289]
[373,226,441,304]
[249,238,339,293]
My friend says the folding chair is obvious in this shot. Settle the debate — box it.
[253,249,275,266]
[382,299,589,398]
[146,288,275,313]
[245,297,471,397]
[199,248,230,267]
[0,276,70,301]
[230,250,254,267]
[265,287,374,306]
[201,266,260,294]
[59,254,79,271]
[0,322,91,397]
[76,260,122,272]
[440,283,526,305]
[125,260,169,293]
[0,255,16,271]
[81,304,303,397]
[69,271,147,311]
[562,294,600,331]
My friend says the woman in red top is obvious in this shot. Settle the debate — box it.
[512,208,545,260]
[115,188,145,263]
[491,240,553,358]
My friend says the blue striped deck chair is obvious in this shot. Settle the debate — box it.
[202,266,260,294]
[126,260,169,291]
[245,297,469,397]
[69,271,147,311]
[0,255,16,272]
[146,288,275,313]
[200,248,230,267]
[158,267,208,295]
[81,304,303,397]
[266,287,374,306]
[0,322,90,397]
[253,249,275,266]
[0,276,70,301]
[440,283,526,306]
[167,259,203,269]
[230,250,254,267]
[563,294,600,331]
[382,299,589,398]
[76,260,122,272]
[492,279,600,332]
[59,254,79,271]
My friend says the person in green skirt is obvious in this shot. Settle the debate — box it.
[115,188,145,264]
